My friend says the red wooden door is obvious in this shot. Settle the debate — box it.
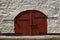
[14,10,47,36]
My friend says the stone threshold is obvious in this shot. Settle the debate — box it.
[0,35,60,40]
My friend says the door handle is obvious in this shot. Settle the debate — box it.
[29,24,37,28]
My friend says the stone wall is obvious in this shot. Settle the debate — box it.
[0,0,60,33]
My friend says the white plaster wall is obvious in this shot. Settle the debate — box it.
[0,0,60,33]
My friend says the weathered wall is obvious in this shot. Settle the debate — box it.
[0,0,60,33]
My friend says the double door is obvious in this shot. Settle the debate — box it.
[14,10,47,36]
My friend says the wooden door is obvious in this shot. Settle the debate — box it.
[14,10,47,36]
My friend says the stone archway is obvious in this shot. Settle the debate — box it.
[14,10,47,36]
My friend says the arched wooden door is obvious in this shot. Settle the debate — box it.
[14,10,47,36]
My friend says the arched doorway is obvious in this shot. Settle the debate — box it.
[14,10,47,36]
